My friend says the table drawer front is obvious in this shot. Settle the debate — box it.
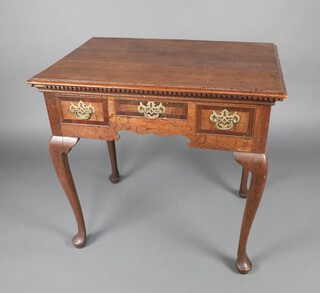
[196,105,254,137]
[115,99,188,120]
[58,96,108,125]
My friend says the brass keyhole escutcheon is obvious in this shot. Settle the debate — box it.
[137,101,166,119]
[209,109,240,130]
[69,100,95,120]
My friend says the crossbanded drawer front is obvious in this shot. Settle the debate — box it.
[115,99,188,120]
[57,96,108,125]
[196,105,255,137]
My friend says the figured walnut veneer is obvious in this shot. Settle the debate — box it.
[28,37,287,274]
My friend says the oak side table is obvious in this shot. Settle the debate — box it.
[28,37,287,274]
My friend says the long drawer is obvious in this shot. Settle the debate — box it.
[115,98,188,120]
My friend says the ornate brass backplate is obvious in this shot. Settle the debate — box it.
[69,100,95,120]
[209,109,240,130]
[137,101,166,119]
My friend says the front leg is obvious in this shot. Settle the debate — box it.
[49,136,86,248]
[233,152,268,274]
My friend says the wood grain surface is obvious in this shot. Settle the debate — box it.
[28,38,287,99]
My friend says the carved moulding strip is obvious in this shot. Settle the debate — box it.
[34,84,283,103]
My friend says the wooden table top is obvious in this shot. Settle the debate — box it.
[28,37,287,99]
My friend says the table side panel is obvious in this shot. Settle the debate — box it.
[44,92,62,136]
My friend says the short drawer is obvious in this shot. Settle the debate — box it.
[57,96,108,125]
[196,105,255,137]
[115,99,188,120]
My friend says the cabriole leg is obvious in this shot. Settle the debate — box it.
[233,152,268,274]
[49,136,86,248]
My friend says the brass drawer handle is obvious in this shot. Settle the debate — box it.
[137,101,166,119]
[209,109,240,130]
[69,100,95,120]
